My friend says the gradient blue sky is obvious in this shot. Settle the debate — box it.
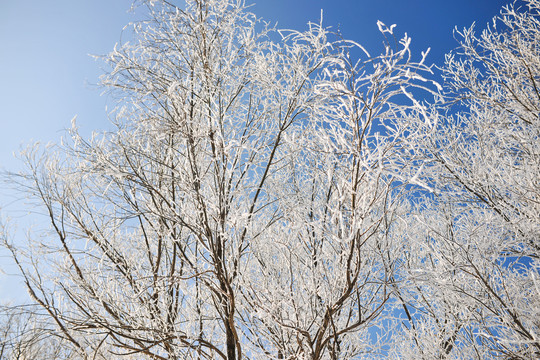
[0,0,508,169]
[0,0,509,298]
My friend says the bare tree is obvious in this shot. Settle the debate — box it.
[393,1,540,358]
[238,21,439,359]
[0,303,88,360]
[2,1,437,359]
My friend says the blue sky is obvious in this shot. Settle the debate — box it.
[0,0,509,299]
[0,0,507,169]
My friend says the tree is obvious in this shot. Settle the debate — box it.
[237,20,438,359]
[1,0,436,359]
[393,1,540,358]
[0,304,85,360]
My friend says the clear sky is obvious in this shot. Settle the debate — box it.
[0,0,509,299]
